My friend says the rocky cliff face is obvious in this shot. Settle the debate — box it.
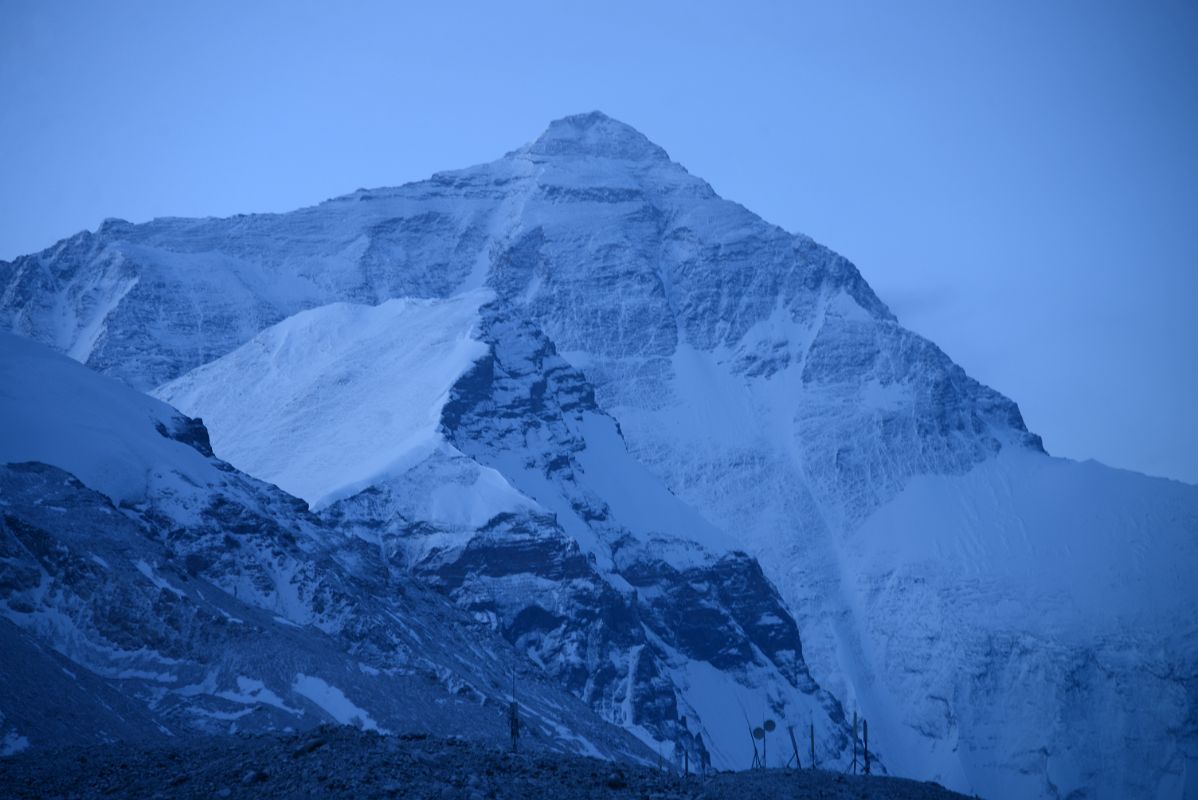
[430,302,853,767]
[155,296,857,770]
[2,112,1196,799]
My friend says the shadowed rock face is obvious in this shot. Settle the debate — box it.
[0,457,652,760]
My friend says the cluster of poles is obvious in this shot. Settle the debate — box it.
[747,710,870,775]
[510,669,873,781]
[655,709,875,780]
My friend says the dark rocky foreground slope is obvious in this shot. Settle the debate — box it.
[0,726,970,800]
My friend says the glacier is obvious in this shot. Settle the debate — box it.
[2,110,1196,798]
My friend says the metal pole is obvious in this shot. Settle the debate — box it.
[510,667,519,753]
[852,711,858,774]
[810,722,816,769]
[863,719,870,776]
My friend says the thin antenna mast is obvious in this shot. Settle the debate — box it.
[850,710,858,774]
[787,725,801,770]
[509,664,519,752]
[863,718,870,775]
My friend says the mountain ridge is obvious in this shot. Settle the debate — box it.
[2,112,1194,799]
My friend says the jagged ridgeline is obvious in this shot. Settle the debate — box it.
[2,112,1196,800]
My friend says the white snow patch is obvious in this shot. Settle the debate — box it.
[291,674,382,732]
[187,706,253,721]
[111,668,177,683]
[134,560,184,597]
[376,444,538,532]
[0,731,30,757]
[425,456,535,529]
[214,676,301,715]
[541,716,605,759]
[66,271,139,363]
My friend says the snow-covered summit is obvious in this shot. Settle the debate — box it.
[518,111,672,163]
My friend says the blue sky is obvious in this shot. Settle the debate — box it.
[2,0,1195,483]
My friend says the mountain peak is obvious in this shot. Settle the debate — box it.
[523,111,670,162]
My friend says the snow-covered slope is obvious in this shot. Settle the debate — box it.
[2,112,1195,798]
[0,333,653,762]
[0,332,218,506]
[156,291,493,509]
